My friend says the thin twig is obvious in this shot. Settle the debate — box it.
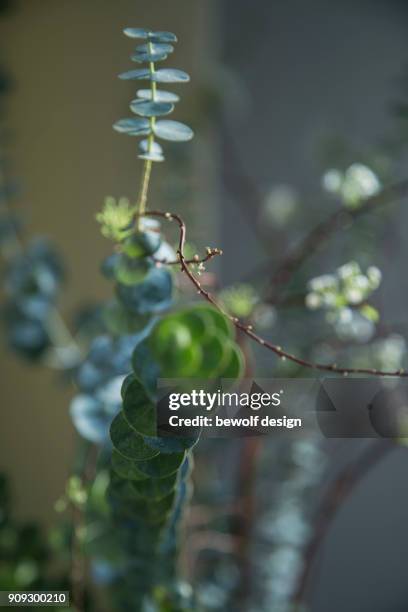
[142,210,408,378]
[153,247,222,266]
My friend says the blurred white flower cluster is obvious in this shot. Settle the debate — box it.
[371,334,406,371]
[306,261,382,342]
[259,185,299,229]
[322,163,381,208]
[339,334,406,374]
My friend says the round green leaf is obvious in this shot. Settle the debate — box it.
[150,318,192,354]
[175,309,213,342]
[150,318,202,376]
[135,451,185,478]
[127,491,176,524]
[102,300,151,336]
[114,255,151,286]
[117,267,173,315]
[193,304,234,338]
[153,120,194,142]
[111,449,148,481]
[123,378,156,436]
[122,230,161,258]
[200,334,229,377]
[121,373,136,400]
[219,343,244,379]
[137,89,180,103]
[163,343,202,377]
[144,435,199,454]
[131,473,177,500]
[131,340,160,398]
[130,100,174,118]
[110,412,159,461]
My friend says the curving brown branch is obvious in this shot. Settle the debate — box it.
[143,210,408,378]
[153,246,222,266]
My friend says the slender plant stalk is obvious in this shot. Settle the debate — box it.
[136,44,157,229]
[137,159,153,224]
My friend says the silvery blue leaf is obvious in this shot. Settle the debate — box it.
[130,99,174,117]
[140,218,160,231]
[123,28,150,39]
[117,267,172,314]
[136,42,174,54]
[153,241,176,263]
[152,69,190,83]
[139,139,163,155]
[149,31,178,43]
[138,138,165,160]
[91,560,120,585]
[131,50,168,63]
[113,118,151,135]
[96,375,125,411]
[9,320,48,356]
[137,89,180,103]
[138,152,165,163]
[153,120,194,142]
[70,395,111,444]
[131,341,160,398]
[118,69,151,81]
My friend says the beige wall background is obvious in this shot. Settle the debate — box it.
[0,0,216,524]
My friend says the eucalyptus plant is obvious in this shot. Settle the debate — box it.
[97,27,244,609]
[0,22,244,611]
[2,11,408,612]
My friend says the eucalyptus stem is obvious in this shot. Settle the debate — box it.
[137,158,153,223]
[136,45,156,230]
[44,307,83,368]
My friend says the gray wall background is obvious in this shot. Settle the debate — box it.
[221,1,408,611]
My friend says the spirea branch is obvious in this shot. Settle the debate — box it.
[143,210,408,378]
